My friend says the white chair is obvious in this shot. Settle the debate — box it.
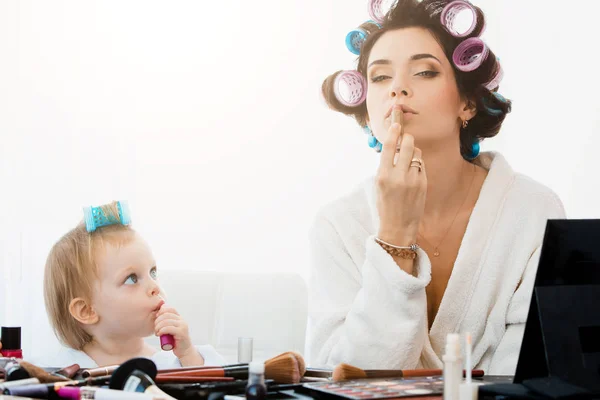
[146,271,309,363]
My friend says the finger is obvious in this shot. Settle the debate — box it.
[158,306,180,316]
[156,326,181,337]
[395,133,415,171]
[155,315,180,327]
[391,108,404,153]
[155,319,180,333]
[156,312,181,319]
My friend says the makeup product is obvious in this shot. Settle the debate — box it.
[245,362,267,400]
[2,375,112,397]
[332,363,483,382]
[0,327,23,359]
[302,376,446,399]
[0,377,40,392]
[158,363,247,374]
[2,359,30,381]
[157,297,175,351]
[158,379,262,399]
[16,360,75,384]
[121,370,178,399]
[81,365,119,378]
[57,385,160,399]
[109,358,175,400]
[459,333,479,400]
[237,337,253,363]
[443,333,462,400]
[155,375,235,383]
[158,366,251,379]
[54,363,81,380]
[156,356,300,384]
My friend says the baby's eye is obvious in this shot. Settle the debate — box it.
[150,267,158,279]
[124,274,138,285]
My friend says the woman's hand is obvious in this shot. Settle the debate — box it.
[376,106,428,247]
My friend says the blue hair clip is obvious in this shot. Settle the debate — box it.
[83,201,131,232]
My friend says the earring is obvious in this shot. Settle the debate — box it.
[363,125,382,152]
[466,141,480,160]
[462,119,469,129]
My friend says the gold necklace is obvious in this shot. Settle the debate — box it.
[418,163,476,257]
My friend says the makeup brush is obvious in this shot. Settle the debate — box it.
[284,351,306,376]
[155,375,236,383]
[158,363,247,374]
[332,363,485,382]
[18,361,70,383]
[157,353,301,384]
[264,352,301,383]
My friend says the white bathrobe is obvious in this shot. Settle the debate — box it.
[305,152,566,375]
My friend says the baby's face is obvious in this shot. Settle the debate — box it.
[90,234,164,338]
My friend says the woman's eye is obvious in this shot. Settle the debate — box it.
[416,70,439,78]
[370,75,390,83]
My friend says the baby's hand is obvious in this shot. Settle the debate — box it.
[155,305,204,366]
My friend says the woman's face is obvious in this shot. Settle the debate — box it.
[365,27,475,146]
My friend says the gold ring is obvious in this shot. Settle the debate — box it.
[411,158,423,164]
[409,163,422,172]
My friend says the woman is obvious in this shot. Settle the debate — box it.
[306,0,565,375]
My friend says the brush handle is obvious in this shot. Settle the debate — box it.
[158,366,248,379]
[155,375,235,383]
[304,368,333,378]
[158,363,247,374]
[365,369,484,378]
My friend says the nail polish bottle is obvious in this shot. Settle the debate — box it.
[0,327,23,359]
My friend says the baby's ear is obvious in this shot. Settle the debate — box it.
[69,298,99,325]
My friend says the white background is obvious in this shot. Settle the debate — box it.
[1,0,599,359]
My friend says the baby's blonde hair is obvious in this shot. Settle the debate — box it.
[43,202,136,350]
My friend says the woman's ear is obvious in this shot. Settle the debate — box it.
[461,99,478,121]
[69,297,99,325]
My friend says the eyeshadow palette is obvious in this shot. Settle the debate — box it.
[301,377,446,399]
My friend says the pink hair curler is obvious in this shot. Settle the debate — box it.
[484,61,504,90]
[333,70,367,107]
[452,37,489,72]
[440,0,478,38]
[368,0,396,25]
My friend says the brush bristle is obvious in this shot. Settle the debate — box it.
[265,353,300,383]
[287,351,306,376]
[332,363,368,382]
[19,361,68,383]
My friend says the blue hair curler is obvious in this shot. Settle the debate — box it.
[345,20,381,55]
[83,201,131,232]
[466,141,480,160]
[345,28,368,55]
